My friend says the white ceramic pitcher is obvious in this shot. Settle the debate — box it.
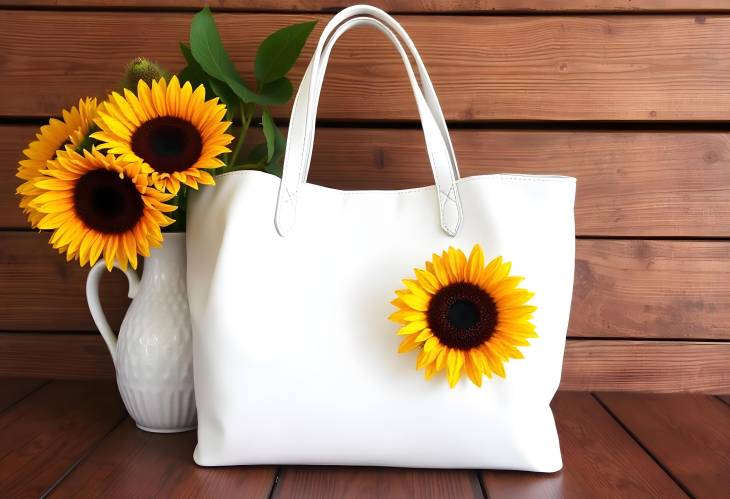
[86,232,196,433]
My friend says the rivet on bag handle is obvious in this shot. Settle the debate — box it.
[275,5,463,238]
[86,261,140,367]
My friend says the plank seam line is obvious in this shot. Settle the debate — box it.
[40,414,129,498]
[5,117,730,133]
[5,228,730,242]
[477,470,491,499]
[1,6,729,16]
[576,235,730,242]
[0,379,50,416]
[591,393,695,498]
[266,466,282,499]
[716,395,730,408]
[568,337,730,344]
[4,333,728,343]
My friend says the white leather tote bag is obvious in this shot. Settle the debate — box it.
[188,4,576,471]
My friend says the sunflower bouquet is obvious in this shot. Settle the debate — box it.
[16,7,315,272]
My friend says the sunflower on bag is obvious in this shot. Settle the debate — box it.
[15,6,315,271]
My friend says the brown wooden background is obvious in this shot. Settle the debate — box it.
[1,0,729,393]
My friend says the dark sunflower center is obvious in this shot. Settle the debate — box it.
[447,299,481,330]
[73,169,144,234]
[131,117,202,174]
[427,282,498,350]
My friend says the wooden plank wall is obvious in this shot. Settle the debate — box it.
[0,0,729,393]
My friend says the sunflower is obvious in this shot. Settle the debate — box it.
[17,97,99,228]
[91,76,233,194]
[389,244,538,388]
[30,148,176,271]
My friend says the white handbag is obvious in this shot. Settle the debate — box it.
[187,4,576,471]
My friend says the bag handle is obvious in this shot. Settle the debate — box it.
[302,15,456,183]
[275,5,463,237]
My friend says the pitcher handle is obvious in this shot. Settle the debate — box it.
[86,261,141,368]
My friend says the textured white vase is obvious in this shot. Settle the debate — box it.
[86,232,196,433]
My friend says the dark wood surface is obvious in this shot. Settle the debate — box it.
[49,420,278,498]
[0,378,46,412]
[3,12,730,121]
[3,379,729,498]
[273,468,484,499]
[598,392,730,498]
[481,392,686,498]
[0,380,125,498]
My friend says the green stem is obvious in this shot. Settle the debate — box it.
[229,102,255,169]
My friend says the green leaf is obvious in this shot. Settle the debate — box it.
[227,77,292,106]
[264,125,286,177]
[178,44,205,84]
[207,76,239,113]
[190,8,240,85]
[179,43,237,117]
[179,42,197,67]
[261,110,276,162]
[257,78,293,105]
[244,142,268,164]
[189,8,260,103]
[188,9,299,106]
[255,21,317,84]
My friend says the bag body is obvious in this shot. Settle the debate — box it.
[188,5,576,471]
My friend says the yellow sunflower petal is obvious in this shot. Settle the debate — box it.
[402,279,430,299]
[414,268,440,294]
[397,320,428,336]
[424,363,437,380]
[466,243,485,283]
[423,335,442,353]
[428,254,450,286]
[388,309,426,324]
[413,328,433,343]
[398,334,422,353]
[399,293,429,312]
[447,247,467,282]
[464,356,483,387]
[446,349,465,388]
[497,290,535,309]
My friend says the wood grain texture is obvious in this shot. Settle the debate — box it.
[4,232,730,341]
[0,233,131,332]
[4,333,729,393]
[597,393,730,498]
[0,378,46,413]
[1,0,729,13]
[2,12,730,121]
[562,341,730,393]
[481,392,686,499]
[6,126,730,237]
[571,240,730,340]
[49,419,277,498]
[307,130,730,238]
[0,380,125,498]
[0,333,115,379]
[272,467,483,499]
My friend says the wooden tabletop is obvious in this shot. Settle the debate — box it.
[0,379,728,498]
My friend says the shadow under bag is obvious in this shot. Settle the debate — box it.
[187,4,576,470]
